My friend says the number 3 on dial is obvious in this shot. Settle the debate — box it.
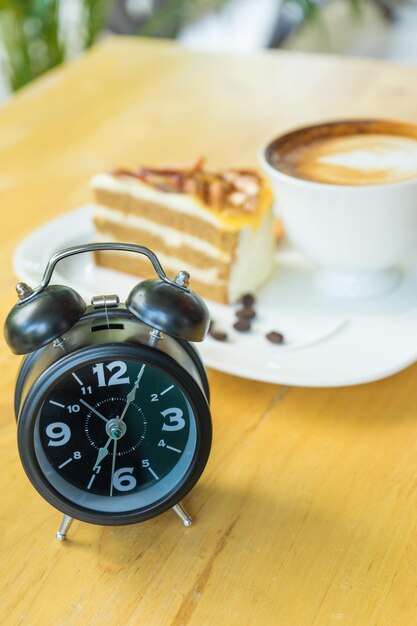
[161,408,185,431]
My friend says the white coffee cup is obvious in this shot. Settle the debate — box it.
[259,120,417,298]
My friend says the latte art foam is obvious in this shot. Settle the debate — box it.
[268,121,417,186]
[316,135,417,184]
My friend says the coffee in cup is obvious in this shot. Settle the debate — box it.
[260,119,417,298]
[267,119,417,186]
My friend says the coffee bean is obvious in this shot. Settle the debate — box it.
[241,293,255,307]
[233,319,251,332]
[210,330,228,342]
[266,331,284,344]
[236,307,256,320]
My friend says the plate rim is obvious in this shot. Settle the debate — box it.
[12,205,417,388]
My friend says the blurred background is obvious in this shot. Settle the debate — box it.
[0,0,416,102]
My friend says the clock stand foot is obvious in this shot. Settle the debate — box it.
[56,514,74,541]
[172,502,193,527]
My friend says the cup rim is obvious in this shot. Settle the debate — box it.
[259,118,417,192]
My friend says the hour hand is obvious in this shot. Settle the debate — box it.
[93,437,112,470]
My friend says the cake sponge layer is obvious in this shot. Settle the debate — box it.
[91,164,275,304]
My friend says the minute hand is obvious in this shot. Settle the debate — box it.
[117,364,146,424]
[80,399,109,423]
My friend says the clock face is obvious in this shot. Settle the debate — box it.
[32,357,201,517]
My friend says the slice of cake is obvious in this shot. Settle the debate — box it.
[91,160,275,304]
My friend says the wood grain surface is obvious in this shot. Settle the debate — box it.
[1,37,417,626]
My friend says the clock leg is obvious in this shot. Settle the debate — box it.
[172,502,193,527]
[56,514,74,541]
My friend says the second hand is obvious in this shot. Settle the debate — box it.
[109,438,117,497]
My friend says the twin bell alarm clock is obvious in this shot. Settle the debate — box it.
[4,243,212,541]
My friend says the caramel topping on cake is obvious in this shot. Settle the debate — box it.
[91,157,276,303]
[112,159,263,216]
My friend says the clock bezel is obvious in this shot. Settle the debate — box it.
[17,343,212,525]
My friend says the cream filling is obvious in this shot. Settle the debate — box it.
[91,173,224,228]
[95,211,276,301]
[95,231,223,285]
[228,211,275,302]
[93,204,231,262]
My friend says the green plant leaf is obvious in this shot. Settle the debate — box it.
[0,0,109,91]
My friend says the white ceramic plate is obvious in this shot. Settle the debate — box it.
[13,207,417,387]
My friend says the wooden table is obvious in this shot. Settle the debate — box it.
[1,38,417,626]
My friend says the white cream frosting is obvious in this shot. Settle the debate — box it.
[228,211,275,302]
[93,205,231,261]
[96,221,275,297]
[91,173,224,228]
[95,231,221,285]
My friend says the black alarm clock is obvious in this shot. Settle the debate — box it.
[4,243,212,541]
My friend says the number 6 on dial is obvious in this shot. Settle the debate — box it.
[113,467,137,492]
